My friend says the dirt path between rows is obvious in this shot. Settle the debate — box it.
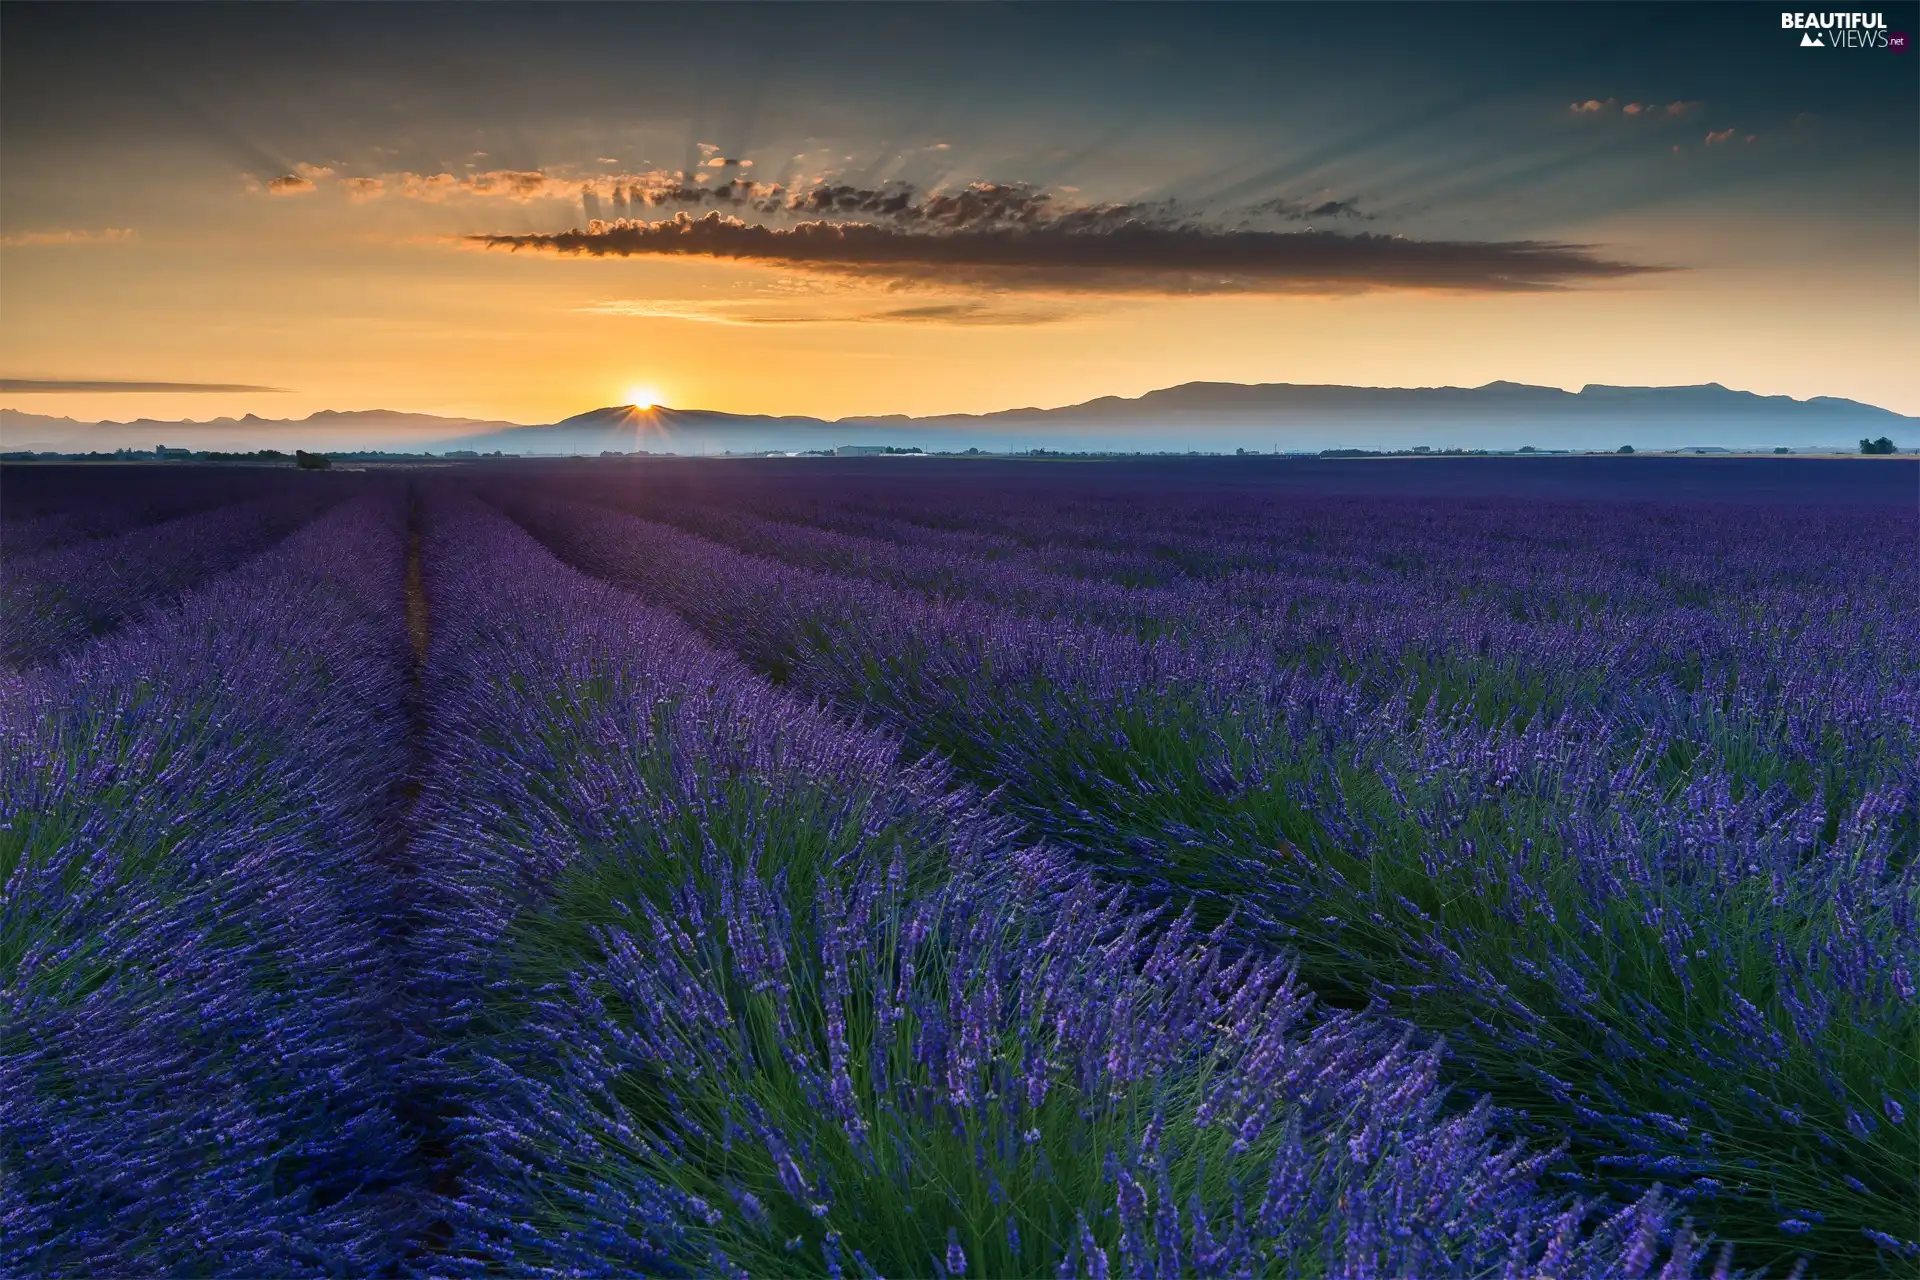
[385,492,460,1263]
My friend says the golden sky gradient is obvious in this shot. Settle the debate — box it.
[3,4,1914,429]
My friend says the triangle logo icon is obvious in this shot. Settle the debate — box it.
[1800,30,1824,45]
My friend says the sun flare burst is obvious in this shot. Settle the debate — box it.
[623,386,659,411]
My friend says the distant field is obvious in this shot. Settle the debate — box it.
[3,458,1914,1277]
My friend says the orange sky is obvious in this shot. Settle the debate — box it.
[6,212,1914,425]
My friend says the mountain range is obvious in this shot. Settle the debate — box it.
[3,381,1911,455]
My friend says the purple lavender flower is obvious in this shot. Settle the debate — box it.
[945,1226,968,1277]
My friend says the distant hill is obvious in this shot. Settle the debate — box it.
[450,405,850,456]
[910,380,1909,439]
[5,381,1911,456]
[0,408,523,453]
[459,382,1912,455]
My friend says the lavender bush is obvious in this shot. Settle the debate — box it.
[2,486,342,669]
[1,492,419,1273]
[493,470,1917,1272]
[0,470,250,557]
[411,493,1694,1277]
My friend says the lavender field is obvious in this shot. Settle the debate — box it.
[2,458,1915,1278]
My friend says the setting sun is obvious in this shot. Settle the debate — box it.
[623,387,659,411]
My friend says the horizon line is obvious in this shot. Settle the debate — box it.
[1,376,1908,429]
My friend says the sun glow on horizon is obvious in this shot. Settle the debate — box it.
[623,386,659,410]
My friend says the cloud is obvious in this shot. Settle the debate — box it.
[289,168,1651,297]
[1597,100,1701,120]
[577,298,1069,326]
[871,302,1068,325]
[1624,101,1701,117]
[260,161,338,196]
[1242,196,1373,222]
[0,379,288,393]
[466,170,567,199]
[398,172,463,200]
[1704,128,1736,145]
[577,300,754,325]
[603,178,1202,237]
[307,167,1173,231]
[1305,199,1368,220]
[1,227,135,247]
[476,206,1662,297]
[266,161,595,202]
[393,166,699,204]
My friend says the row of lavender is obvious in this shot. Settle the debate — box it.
[2,490,420,1272]
[554,472,1913,758]
[2,472,352,670]
[1,467,266,556]
[407,491,1691,1277]
[484,469,1918,1274]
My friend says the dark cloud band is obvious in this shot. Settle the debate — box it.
[0,379,290,393]
[471,210,1662,295]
